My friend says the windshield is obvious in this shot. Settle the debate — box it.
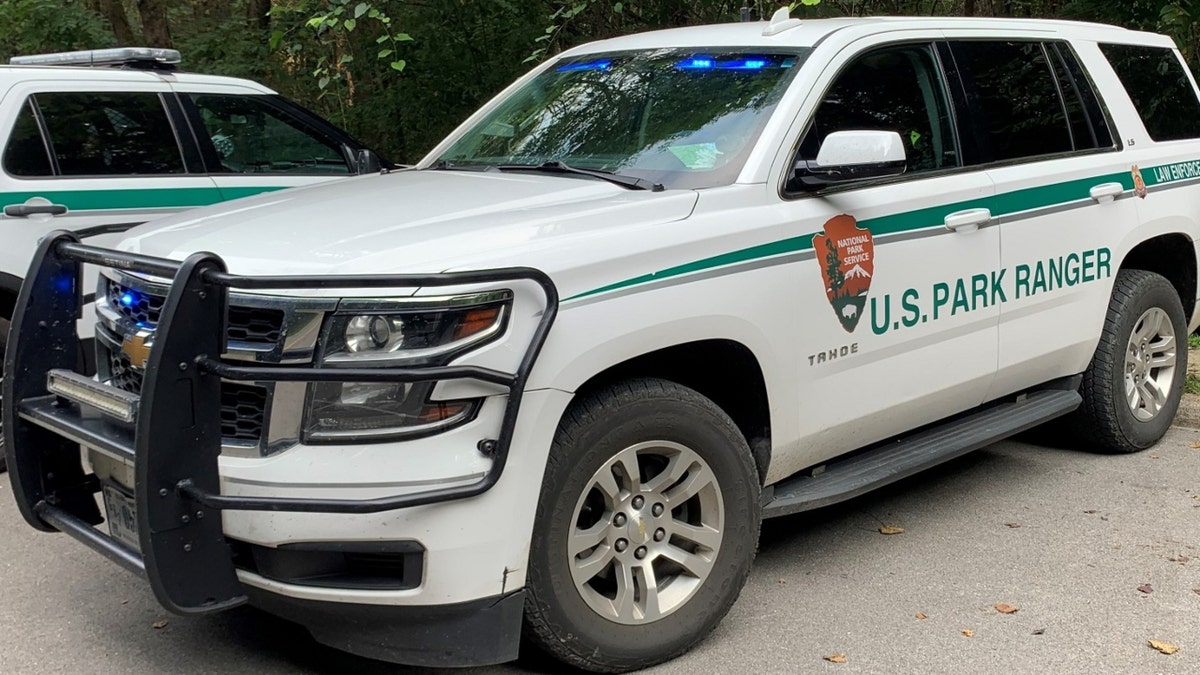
[433,48,809,189]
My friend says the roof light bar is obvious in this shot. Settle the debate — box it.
[11,47,181,67]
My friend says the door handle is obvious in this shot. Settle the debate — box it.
[944,208,991,233]
[4,203,67,217]
[1089,182,1125,203]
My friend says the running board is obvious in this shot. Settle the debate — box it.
[762,389,1082,519]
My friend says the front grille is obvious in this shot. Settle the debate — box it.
[106,278,285,346]
[107,349,143,393]
[104,344,268,444]
[221,384,268,441]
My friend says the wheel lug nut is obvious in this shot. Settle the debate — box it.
[651,503,664,517]
[634,546,647,560]
[615,539,628,552]
[632,495,645,509]
[654,528,666,542]
[613,513,627,527]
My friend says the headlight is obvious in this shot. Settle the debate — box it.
[304,292,511,443]
[322,291,511,365]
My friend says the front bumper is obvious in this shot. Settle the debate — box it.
[2,231,558,666]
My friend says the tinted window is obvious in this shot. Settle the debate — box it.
[790,43,957,190]
[1101,43,1200,141]
[35,92,184,175]
[4,99,53,177]
[191,95,351,175]
[1050,43,1114,150]
[951,41,1072,162]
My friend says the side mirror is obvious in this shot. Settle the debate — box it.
[354,148,383,174]
[793,130,907,190]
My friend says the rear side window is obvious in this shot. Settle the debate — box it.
[35,92,185,176]
[950,41,1074,162]
[3,99,53,177]
[1101,43,1200,142]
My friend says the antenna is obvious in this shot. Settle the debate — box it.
[763,7,803,36]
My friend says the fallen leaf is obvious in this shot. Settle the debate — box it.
[994,603,1019,614]
[915,613,928,620]
[1138,583,1154,594]
[1148,639,1179,655]
[120,599,129,605]
[823,653,847,664]
[1149,454,1162,459]
[1190,441,1200,448]
[151,620,169,630]
[1193,589,1200,595]
[777,578,787,585]
[1032,628,1045,636]
[1169,555,1190,564]
[879,525,905,535]
[1083,509,1098,514]
[1004,522,1021,528]
[961,629,975,637]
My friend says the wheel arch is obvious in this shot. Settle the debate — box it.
[1117,232,1197,324]
[567,338,773,484]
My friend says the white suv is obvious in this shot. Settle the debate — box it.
[5,12,1200,673]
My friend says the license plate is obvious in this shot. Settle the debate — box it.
[102,484,139,551]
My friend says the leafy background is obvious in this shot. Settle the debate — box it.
[1,0,1196,163]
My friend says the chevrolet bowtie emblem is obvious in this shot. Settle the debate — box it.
[121,330,153,369]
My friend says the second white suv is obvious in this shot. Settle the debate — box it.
[0,48,386,469]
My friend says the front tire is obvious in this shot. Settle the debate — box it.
[523,378,760,673]
[1069,269,1187,453]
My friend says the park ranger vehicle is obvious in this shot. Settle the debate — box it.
[5,9,1200,672]
[0,47,388,470]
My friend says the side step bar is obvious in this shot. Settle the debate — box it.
[762,389,1082,519]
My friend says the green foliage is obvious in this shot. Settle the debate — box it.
[0,0,114,60]
[5,0,1200,165]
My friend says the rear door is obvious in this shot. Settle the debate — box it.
[941,37,1136,399]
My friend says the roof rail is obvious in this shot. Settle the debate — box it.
[10,48,181,70]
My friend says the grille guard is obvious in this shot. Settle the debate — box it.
[2,231,559,614]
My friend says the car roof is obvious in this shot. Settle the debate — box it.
[562,15,1172,56]
[0,65,276,94]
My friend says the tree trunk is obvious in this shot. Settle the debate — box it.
[88,0,139,45]
[247,0,271,32]
[963,0,976,16]
[137,0,173,48]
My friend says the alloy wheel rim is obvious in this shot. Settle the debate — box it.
[1123,307,1177,422]
[567,440,724,625]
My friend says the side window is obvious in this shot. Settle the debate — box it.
[35,92,185,175]
[790,43,957,191]
[1100,43,1200,142]
[1049,43,1114,150]
[3,99,53,177]
[949,41,1074,162]
[189,95,351,175]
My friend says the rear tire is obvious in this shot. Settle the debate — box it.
[523,378,760,673]
[1067,269,1186,453]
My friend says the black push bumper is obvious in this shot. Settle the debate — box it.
[2,231,556,637]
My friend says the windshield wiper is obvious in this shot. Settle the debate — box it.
[428,159,489,172]
[495,161,664,192]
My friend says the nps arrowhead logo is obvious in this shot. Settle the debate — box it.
[813,215,874,333]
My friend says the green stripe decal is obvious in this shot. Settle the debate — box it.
[0,185,287,211]
[568,166,1152,302]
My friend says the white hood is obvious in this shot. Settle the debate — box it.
[118,170,698,278]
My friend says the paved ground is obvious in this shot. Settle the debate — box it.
[2,427,1199,674]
